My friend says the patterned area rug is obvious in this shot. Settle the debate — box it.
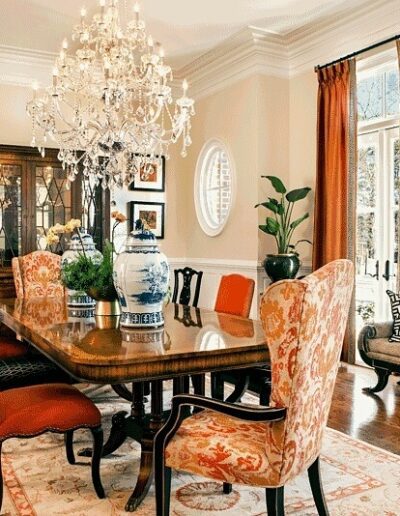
[1,384,400,516]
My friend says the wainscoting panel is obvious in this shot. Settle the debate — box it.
[168,258,312,319]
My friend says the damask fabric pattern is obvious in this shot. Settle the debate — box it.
[12,251,65,298]
[386,290,400,342]
[166,260,354,488]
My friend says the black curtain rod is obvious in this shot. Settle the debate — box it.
[314,34,400,72]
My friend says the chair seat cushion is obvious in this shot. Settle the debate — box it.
[0,336,29,359]
[0,383,101,439]
[165,409,280,487]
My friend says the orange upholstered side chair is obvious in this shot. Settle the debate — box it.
[214,273,255,318]
[0,383,105,510]
[211,274,255,399]
[155,260,354,516]
[12,251,65,298]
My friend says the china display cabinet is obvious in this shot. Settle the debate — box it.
[0,145,109,298]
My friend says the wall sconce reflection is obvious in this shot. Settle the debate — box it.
[174,304,202,328]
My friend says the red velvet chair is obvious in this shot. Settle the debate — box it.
[211,274,255,400]
[0,383,105,509]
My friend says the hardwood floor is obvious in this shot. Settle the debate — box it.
[328,364,400,455]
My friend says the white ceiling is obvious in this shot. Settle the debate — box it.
[0,0,380,69]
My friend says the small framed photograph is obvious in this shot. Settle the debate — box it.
[129,201,165,239]
[128,156,165,192]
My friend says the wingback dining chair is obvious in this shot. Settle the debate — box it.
[211,274,255,400]
[12,251,65,298]
[1,257,72,391]
[155,259,354,516]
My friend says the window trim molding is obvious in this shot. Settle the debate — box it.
[194,138,236,237]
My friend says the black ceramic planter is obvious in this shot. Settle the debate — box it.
[263,254,300,283]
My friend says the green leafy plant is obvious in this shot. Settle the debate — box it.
[61,241,118,301]
[256,175,312,254]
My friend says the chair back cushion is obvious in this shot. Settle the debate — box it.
[214,274,255,318]
[12,251,64,298]
[260,259,353,484]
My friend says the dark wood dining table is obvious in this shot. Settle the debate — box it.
[0,297,269,511]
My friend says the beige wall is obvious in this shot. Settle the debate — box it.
[0,71,318,268]
[0,83,35,146]
[288,70,318,265]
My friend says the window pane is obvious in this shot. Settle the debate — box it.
[196,141,233,235]
[358,145,377,208]
[357,213,375,260]
[386,70,400,117]
[358,73,383,121]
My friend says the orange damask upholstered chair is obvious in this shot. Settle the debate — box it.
[0,383,105,510]
[12,251,65,298]
[214,273,255,318]
[155,260,354,516]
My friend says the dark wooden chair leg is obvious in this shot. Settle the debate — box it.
[265,486,284,516]
[363,367,390,393]
[90,426,105,499]
[308,456,329,516]
[0,442,3,512]
[155,463,171,516]
[64,430,75,465]
[223,482,232,494]
[211,372,224,400]
[191,374,205,395]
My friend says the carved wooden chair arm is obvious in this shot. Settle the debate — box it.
[154,393,286,457]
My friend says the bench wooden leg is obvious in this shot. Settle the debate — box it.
[363,367,390,394]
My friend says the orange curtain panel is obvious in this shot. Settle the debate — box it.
[312,61,352,270]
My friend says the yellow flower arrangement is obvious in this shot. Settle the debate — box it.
[46,218,81,247]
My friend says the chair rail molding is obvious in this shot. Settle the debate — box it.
[168,257,312,319]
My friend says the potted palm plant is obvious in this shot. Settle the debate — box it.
[256,175,311,282]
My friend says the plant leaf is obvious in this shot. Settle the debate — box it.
[261,175,287,194]
[295,239,313,246]
[286,187,311,202]
[266,217,280,234]
[290,213,309,230]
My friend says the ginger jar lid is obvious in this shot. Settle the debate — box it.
[124,220,158,250]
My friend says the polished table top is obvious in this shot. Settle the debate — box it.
[0,298,269,383]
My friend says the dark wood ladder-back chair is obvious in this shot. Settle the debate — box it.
[172,267,203,307]
[172,267,204,395]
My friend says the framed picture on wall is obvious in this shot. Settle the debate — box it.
[128,156,165,192]
[129,201,165,239]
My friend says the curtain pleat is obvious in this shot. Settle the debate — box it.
[313,59,356,362]
[313,61,353,269]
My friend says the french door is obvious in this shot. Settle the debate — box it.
[356,126,399,337]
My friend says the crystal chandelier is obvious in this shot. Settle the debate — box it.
[27,0,195,189]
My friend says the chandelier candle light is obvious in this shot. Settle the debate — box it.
[27,0,195,190]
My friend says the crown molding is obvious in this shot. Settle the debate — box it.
[0,0,397,100]
[0,45,55,87]
[175,27,289,100]
[287,0,399,76]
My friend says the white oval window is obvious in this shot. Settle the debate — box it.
[194,139,234,236]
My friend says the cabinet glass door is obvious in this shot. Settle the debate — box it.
[35,165,72,252]
[0,164,22,266]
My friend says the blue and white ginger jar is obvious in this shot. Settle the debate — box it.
[113,228,169,328]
